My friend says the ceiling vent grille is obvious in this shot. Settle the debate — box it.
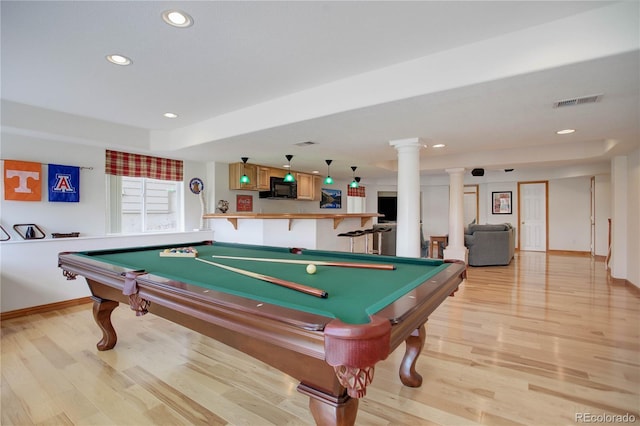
[553,94,602,108]
[295,141,317,147]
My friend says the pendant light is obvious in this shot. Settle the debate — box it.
[239,157,250,184]
[324,160,334,185]
[350,166,359,188]
[284,155,295,182]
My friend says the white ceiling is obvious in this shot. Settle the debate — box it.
[2,1,638,180]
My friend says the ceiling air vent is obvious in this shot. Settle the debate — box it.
[553,94,602,108]
[295,141,317,147]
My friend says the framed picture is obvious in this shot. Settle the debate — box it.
[320,188,342,209]
[492,191,512,214]
[236,194,253,212]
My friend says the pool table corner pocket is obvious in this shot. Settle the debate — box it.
[323,315,391,398]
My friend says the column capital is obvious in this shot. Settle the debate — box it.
[389,137,423,151]
[445,167,466,175]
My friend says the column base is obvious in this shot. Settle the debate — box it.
[443,246,468,264]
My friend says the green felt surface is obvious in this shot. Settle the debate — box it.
[79,241,447,324]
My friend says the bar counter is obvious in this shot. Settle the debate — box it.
[203,213,383,252]
[203,212,382,231]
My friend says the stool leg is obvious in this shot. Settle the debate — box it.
[349,237,354,253]
[364,234,369,254]
[377,232,382,255]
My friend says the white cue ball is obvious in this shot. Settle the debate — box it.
[306,264,317,274]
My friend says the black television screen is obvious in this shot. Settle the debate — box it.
[377,196,397,222]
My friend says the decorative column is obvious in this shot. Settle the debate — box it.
[443,168,468,263]
[389,138,422,257]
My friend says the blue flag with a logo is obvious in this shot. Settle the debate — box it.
[48,164,80,202]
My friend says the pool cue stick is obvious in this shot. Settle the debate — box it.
[210,255,396,271]
[195,257,328,298]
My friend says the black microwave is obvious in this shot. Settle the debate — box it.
[259,177,297,199]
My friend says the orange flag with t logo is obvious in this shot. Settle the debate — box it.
[4,160,42,201]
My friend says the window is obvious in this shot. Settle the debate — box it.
[107,176,183,233]
[105,150,184,234]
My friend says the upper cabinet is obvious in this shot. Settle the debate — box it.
[229,163,257,190]
[296,173,321,201]
[269,168,287,179]
[257,166,271,191]
[229,162,320,201]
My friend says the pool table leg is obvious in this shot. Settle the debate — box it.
[91,296,119,351]
[399,324,426,387]
[308,395,358,426]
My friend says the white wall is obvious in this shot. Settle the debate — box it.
[369,165,614,254]
[0,231,211,312]
[1,132,207,236]
[483,181,518,229]
[1,133,108,237]
[549,176,591,252]
[0,132,209,312]
[421,185,449,238]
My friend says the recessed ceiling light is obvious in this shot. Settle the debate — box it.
[106,54,132,66]
[312,170,320,174]
[162,10,193,28]
[283,164,291,168]
[556,129,576,135]
[432,143,446,148]
[163,112,178,119]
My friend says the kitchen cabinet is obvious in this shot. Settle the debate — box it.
[296,173,321,201]
[229,163,318,200]
[257,166,271,191]
[229,163,257,190]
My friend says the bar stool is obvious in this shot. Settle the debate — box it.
[374,226,392,255]
[338,230,365,253]
[363,228,376,254]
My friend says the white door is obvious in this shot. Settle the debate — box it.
[519,182,547,251]
[463,185,479,226]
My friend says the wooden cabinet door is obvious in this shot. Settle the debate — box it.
[312,175,322,201]
[257,166,271,191]
[229,163,257,190]
[296,173,314,200]
[270,168,287,179]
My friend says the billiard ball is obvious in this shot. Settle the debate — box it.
[306,264,317,274]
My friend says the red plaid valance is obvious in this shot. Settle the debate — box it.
[347,185,366,197]
[106,150,183,181]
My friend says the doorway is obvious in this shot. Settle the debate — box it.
[464,184,479,226]
[377,191,397,223]
[518,181,548,251]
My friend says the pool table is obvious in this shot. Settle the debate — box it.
[59,241,465,426]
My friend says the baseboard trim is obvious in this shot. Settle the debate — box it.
[1,297,92,321]
[547,250,592,257]
[607,274,640,295]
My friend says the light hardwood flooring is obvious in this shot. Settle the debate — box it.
[2,252,638,425]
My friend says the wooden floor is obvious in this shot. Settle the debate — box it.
[2,252,639,425]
